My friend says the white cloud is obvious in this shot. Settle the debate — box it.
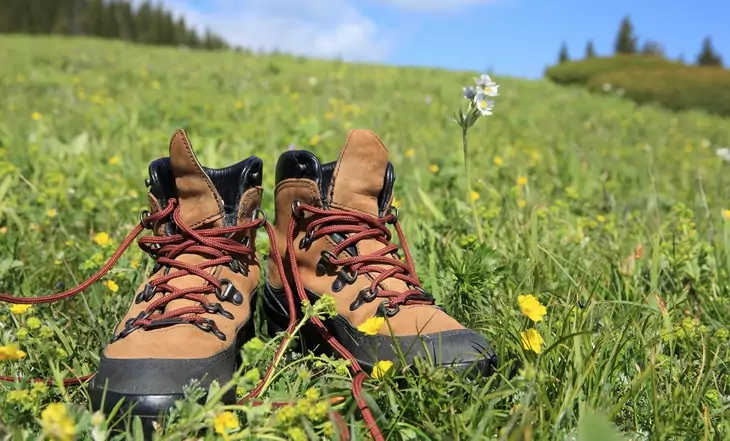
[147,0,391,62]
[371,0,499,12]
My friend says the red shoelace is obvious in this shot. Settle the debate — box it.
[0,198,384,441]
[294,202,435,308]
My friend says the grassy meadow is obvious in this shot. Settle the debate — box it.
[1,35,730,440]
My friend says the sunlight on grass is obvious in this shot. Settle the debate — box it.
[0,35,729,440]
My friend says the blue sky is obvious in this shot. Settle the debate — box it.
[156,0,729,79]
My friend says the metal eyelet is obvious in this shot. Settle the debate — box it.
[377,300,400,318]
[299,232,313,250]
[291,200,305,218]
[215,279,244,306]
[134,283,156,304]
[139,210,153,229]
[332,267,358,293]
[385,206,399,224]
[249,207,267,223]
[195,318,226,341]
[204,302,234,320]
[349,287,379,311]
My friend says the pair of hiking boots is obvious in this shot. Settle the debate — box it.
[8,128,499,426]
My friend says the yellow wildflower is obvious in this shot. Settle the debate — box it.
[47,209,57,218]
[9,304,32,315]
[325,111,335,120]
[517,200,527,208]
[93,232,111,247]
[235,101,244,110]
[404,148,415,158]
[371,360,394,379]
[309,134,321,146]
[40,403,76,441]
[469,191,480,201]
[597,214,607,223]
[0,343,27,360]
[493,156,503,166]
[105,280,119,293]
[517,294,547,322]
[391,197,401,207]
[31,112,43,121]
[213,411,239,440]
[428,164,439,173]
[357,317,385,335]
[7,389,30,403]
[520,328,544,354]
[27,317,42,330]
[0,226,7,234]
[722,209,730,221]
[517,176,528,186]
[107,156,120,165]
[130,259,140,269]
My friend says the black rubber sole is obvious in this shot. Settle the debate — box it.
[261,283,498,377]
[89,291,258,436]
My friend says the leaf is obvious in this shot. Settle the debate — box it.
[417,188,445,222]
[578,405,626,441]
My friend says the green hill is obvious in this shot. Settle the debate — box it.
[1,36,729,440]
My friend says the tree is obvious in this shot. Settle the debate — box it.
[696,36,723,67]
[640,40,665,58]
[558,42,569,64]
[614,16,637,54]
[584,40,596,59]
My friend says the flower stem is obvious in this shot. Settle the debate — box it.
[462,124,484,242]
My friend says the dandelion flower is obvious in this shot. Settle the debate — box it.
[31,112,43,120]
[493,156,504,166]
[93,232,111,247]
[40,403,76,441]
[105,280,119,293]
[107,156,120,165]
[517,200,527,208]
[428,164,440,173]
[404,148,415,158]
[10,304,32,315]
[520,328,544,354]
[357,317,385,335]
[722,209,730,221]
[0,343,27,360]
[517,294,547,322]
[47,209,57,218]
[517,176,528,186]
[469,191,480,201]
[213,411,239,441]
[371,360,394,379]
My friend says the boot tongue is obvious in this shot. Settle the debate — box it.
[327,129,391,216]
[169,130,224,228]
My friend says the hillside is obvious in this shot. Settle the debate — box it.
[1,36,729,440]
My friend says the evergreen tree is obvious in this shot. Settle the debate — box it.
[0,0,229,50]
[558,42,569,64]
[696,36,723,67]
[640,40,665,58]
[614,16,637,54]
[584,40,596,59]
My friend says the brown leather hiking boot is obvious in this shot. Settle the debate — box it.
[263,129,498,376]
[88,130,265,423]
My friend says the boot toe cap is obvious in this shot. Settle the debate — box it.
[390,329,498,376]
[89,350,237,419]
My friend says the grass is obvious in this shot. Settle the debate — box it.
[1,35,730,440]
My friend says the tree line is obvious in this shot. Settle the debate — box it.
[0,0,230,50]
[557,16,723,68]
